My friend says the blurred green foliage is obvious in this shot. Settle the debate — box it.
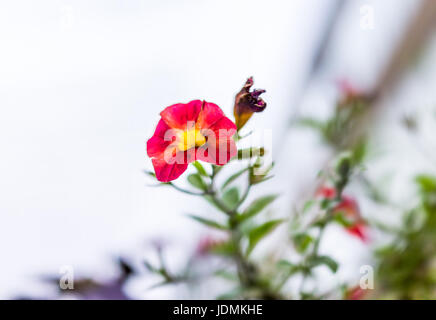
[375,175,436,299]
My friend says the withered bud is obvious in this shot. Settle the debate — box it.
[233,77,267,130]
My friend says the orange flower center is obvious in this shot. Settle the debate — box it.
[177,128,206,151]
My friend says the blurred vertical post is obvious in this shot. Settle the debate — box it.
[288,0,346,123]
[347,0,436,147]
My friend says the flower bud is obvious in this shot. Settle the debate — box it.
[233,77,267,130]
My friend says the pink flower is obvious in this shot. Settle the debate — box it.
[345,286,368,300]
[317,187,369,242]
[147,100,237,182]
[195,236,226,257]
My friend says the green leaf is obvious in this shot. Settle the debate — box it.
[296,118,325,131]
[209,241,236,256]
[277,260,301,275]
[416,175,436,193]
[221,167,249,190]
[251,175,275,185]
[187,173,207,190]
[277,260,294,268]
[212,165,223,176]
[351,139,368,165]
[335,152,352,180]
[333,212,354,228]
[192,161,208,177]
[293,233,314,253]
[222,187,240,208]
[320,198,333,210]
[247,219,284,255]
[144,170,156,178]
[187,214,227,230]
[302,200,315,213]
[143,260,158,273]
[249,162,274,185]
[204,195,222,210]
[214,270,238,281]
[237,194,278,223]
[307,255,339,273]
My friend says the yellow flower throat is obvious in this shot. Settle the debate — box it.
[177,128,206,151]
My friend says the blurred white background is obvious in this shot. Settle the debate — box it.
[0,0,423,298]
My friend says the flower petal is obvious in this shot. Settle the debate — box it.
[196,141,237,165]
[146,119,173,158]
[317,186,336,199]
[335,197,360,218]
[196,117,237,165]
[151,156,189,182]
[196,101,226,130]
[346,223,368,242]
[160,100,203,130]
[208,114,237,133]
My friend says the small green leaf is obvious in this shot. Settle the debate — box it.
[214,270,238,281]
[187,215,227,230]
[249,162,274,185]
[351,139,368,165]
[212,165,223,175]
[296,118,325,131]
[320,198,332,210]
[187,173,207,190]
[222,187,240,208]
[237,194,278,223]
[251,175,275,185]
[204,195,222,210]
[333,212,354,228]
[302,200,315,213]
[247,219,284,255]
[209,241,236,256]
[192,161,208,177]
[416,175,436,193]
[221,167,249,190]
[277,260,294,268]
[144,260,157,273]
[277,260,301,275]
[144,170,156,178]
[307,255,339,273]
[293,233,314,253]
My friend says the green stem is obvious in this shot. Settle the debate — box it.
[207,164,278,298]
[166,183,206,196]
[298,190,343,298]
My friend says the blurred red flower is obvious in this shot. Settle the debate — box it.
[317,186,368,242]
[147,100,237,182]
[345,286,368,300]
[195,236,227,257]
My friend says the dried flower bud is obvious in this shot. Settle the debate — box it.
[233,77,267,130]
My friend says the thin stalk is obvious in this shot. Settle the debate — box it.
[168,183,206,196]
[207,163,279,298]
[298,190,343,298]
